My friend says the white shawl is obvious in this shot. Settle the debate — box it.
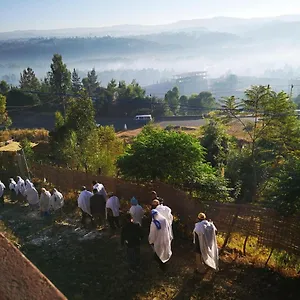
[78,190,93,215]
[25,179,34,190]
[93,183,107,198]
[24,187,39,205]
[9,179,17,193]
[156,204,174,240]
[193,220,219,271]
[40,190,51,212]
[106,196,120,217]
[17,176,25,196]
[0,181,5,198]
[148,211,172,263]
[50,189,64,211]
[129,205,144,226]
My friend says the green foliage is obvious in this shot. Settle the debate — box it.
[188,91,216,114]
[263,157,300,215]
[201,119,231,168]
[164,87,180,115]
[82,68,100,98]
[19,67,40,91]
[0,80,10,95]
[71,69,82,94]
[20,138,34,161]
[117,125,231,201]
[0,94,12,128]
[6,88,40,106]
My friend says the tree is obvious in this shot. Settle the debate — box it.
[82,68,99,97]
[188,91,215,114]
[164,87,180,115]
[49,54,71,115]
[201,119,231,169]
[6,88,39,106]
[19,67,40,91]
[221,85,300,202]
[0,80,10,95]
[0,94,12,128]
[71,69,82,94]
[179,95,189,115]
[117,125,230,201]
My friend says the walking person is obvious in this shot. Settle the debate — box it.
[0,180,6,207]
[90,188,106,226]
[9,178,18,200]
[24,185,39,210]
[106,192,120,230]
[129,197,144,226]
[50,188,64,213]
[77,186,94,226]
[148,209,173,272]
[193,212,219,274]
[40,188,51,217]
[121,213,143,273]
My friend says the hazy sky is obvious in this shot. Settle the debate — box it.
[1,0,300,31]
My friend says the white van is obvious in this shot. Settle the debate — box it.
[134,114,153,122]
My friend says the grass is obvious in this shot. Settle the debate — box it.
[0,128,49,143]
[0,195,299,300]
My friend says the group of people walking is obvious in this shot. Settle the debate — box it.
[1,176,219,276]
[1,176,64,216]
[78,184,219,274]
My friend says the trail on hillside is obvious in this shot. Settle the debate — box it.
[0,198,299,300]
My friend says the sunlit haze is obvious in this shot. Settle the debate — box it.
[1,0,300,31]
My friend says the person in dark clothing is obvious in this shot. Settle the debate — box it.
[121,213,143,272]
[90,189,106,226]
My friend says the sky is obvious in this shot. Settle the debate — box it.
[1,0,300,32]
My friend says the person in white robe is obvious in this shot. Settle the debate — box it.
[148,209,172,271]
[78,186,93,225]
[9,178,18,200]
[50,188,64,212]
[152,199,174,240]
[193,212,219,273]
[92,180,107,199]
[0,180,6,206]
[106,192,120,229]
[129,197,144,226]
[40,188,51,216]
[24,186,39,210]
[16,176,26,197]
[25,179,34,190]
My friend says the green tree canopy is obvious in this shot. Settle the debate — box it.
[19,67,40,91]
[0,94,12,128]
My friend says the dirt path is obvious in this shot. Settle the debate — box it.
[1,198,300,300]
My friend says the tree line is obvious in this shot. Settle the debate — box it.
[0,54,217,118]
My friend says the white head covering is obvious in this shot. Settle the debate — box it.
[148,209,172,263]
[78,190,93,215]
[40,188,51,212]
[0,180,6,198]
[50,188,64,211]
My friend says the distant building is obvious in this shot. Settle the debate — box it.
[174,71,208,96]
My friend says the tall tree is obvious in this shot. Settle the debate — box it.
[164,87,180,115]
[0,80,10,95]
[0,94,12,128]
[19,67,40,91]
[49,54,71,116]
[188,91,215,114]
[71,69,82,94]
[82,68,99,97]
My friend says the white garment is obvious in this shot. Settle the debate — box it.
[50,189,64,211]
[17,176,25,196]
[148,211,172,263]
[78,190,93,215]
[193,220,219,271]
[0,181,6,198]
[40,190,51,212]
[129,205,144,226]
[9,179,17,193]
[156,204,174,240]
[93,183,107,198]
[24,187,39,205]
[25,179,34,190]
[106,196,120,217]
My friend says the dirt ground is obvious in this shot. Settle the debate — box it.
[0,198,299,300]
